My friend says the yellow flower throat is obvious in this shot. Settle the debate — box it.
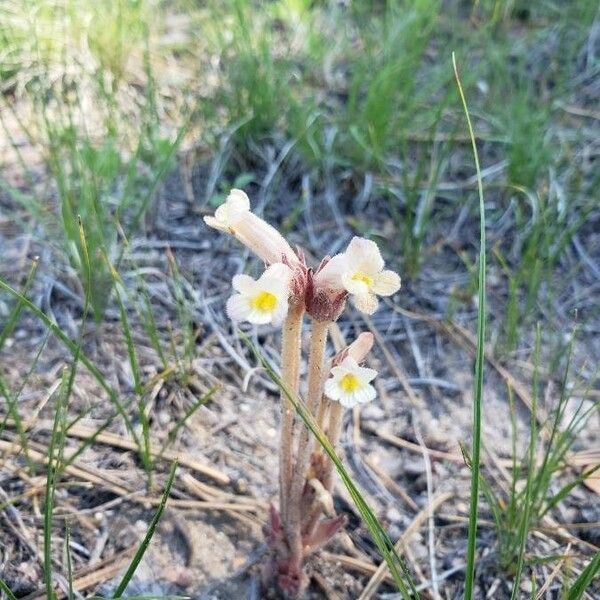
[251,291,277,312]
[351,272,374,287]
[340,373,361,392]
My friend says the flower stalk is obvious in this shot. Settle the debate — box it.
[279,302,305,524]
[284,318,330,579]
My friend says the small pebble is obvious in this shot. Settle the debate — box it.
[520,580,533,593]
[386,507,402,523]
[234,477,249,494]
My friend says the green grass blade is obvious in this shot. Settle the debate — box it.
[0,258,38,352]
[107,262,142,395]
[530,335,574,516]
[0,276,137,444]
[0,579,18,600]
[0,259,42,472]
[112,461,178,599]
[64,522,74,600]
[242,333,419,600]
[510,326,541,599]
[166,250,197,368]
[0,374,36,474]
[453,51,486,600]
[137,280,168,369]
[542,463,600,518]
[61,413,117,473]
[105,257,152,477]
[566,551,600,600]
[44,366,72,600]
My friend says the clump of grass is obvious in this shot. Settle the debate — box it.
[0,252,204,597]
[0,0,183,320]
[0,249,216,489]
[344,0,443,166]
[481,331,600,592]
[200,0,319,145]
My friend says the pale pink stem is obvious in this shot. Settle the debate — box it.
[315,390,329,433]
[323,400,344,493]
[286,318,329,570]
[279,302,305,524]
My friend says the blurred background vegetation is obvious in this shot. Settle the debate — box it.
[1,0,597,350]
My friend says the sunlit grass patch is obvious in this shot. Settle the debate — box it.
[1,0,187,319]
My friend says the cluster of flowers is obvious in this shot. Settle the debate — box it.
[205,189,401,596]
[205,189,401,409]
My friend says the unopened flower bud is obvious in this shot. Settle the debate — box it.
[308,478,334,516]
[204,189,297,266]
[305,266,347,322]
[333,332,374,367]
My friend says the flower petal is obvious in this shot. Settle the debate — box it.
[353,292,379,315]
[372,270,401,296]
[246,308,277,325]
[227,188,251,211]
[271,298,289,326]
[324,377,341,401]
[314,253,348,289]
[337,395,354,408]
[338,356,360,370]
[345,237,384,275]
[232,274,257,294]
[226,294,251,321]
[214,189,250,224]
[353,384,377,404]
[203,215,229,232]
[261,263,292,289]
[357,367,378,383]
[329,364,347,380]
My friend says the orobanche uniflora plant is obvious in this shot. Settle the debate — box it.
[205,189,401,597]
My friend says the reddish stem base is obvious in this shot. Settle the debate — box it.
[262,495,346,598]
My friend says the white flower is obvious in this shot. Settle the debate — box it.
[226,263,292,326]
[204,189,296,266]
[315,237,400,315]
[324,356,377,408]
